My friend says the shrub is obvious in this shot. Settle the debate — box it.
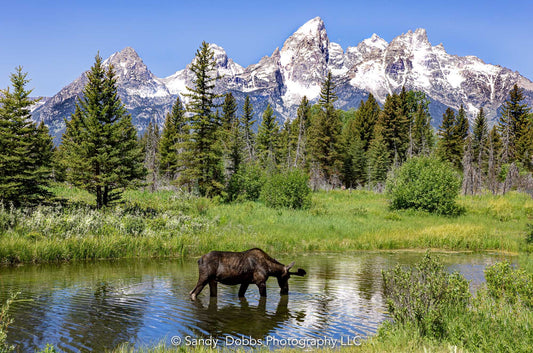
[386,156,463,215]
[382,252,470,338]
[485,261,533,307]
[260,169,311,209]
[226,163,266,202]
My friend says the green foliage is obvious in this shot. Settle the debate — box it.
[436,106,468,170]
[226,163,266,202]
[220,93,242,176]
[159,96,188,180]
[61,55,145,208]
[349,93,380,151]
[0,292,19,353]
[366,125,391,187]
[256,104,279,169]
[382,252,470,338]
[0,67,53,206]
[260,169,311,209]
[387,156,462,215]
[498,84,532,168]
[408,91,434,157]
[184,41,224,197]
[485,261,533,307]
[379,89,410,163]
[308,72,343,186]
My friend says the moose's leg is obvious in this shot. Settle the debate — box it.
[238,283,249,297]
[189,277,208,300]
[209,280,218,297]
[257,282,267,297]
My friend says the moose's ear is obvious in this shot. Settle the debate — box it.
[296,268,306,276]
[286,261,295,271]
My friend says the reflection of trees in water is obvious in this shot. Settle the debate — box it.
[191,296,304,339]
[357,256,380,302]
[59,280,150,352]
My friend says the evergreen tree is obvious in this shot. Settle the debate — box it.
[0,67,53,205]
[184,41,223,197]
[455,105,470,151]
[407,91,433,156]
[343,135,366,188]
[366,124,391,189]
[308,71,343,187]
[498,84,532,169]
[437,107,466,170]
[61,54,145,208]
[257,104,279,169]
[241,95,256,163]
[379,92,409,163]
[351,93,380,151]
[472,108,488,161]
[159,96,188,180]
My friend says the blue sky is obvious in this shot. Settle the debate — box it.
[1,0,532,97]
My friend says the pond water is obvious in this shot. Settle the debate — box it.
[0,252,512,352]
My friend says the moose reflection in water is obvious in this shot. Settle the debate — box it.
[191,295,305,339]
[190,248,306,300]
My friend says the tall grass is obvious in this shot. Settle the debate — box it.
[0,184,530,264]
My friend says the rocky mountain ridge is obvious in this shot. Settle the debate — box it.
[31,17,533,143]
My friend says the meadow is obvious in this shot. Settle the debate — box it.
[0,183,531,264]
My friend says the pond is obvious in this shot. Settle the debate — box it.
[0,251,512,352]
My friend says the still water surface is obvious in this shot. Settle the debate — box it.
[0,252,511,352]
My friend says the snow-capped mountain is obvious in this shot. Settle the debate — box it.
[32,17,533,143]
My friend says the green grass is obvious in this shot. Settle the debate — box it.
[0,184,531,264]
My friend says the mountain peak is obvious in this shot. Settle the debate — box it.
[362,33,388,50]
[295,16,325,35]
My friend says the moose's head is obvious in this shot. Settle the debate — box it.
[277,261,306,295]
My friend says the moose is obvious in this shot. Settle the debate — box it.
[189,248,306,300]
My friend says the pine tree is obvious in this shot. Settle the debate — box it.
[184,41,223,197]
[61,54,145,208]
[256,104,279,169]
[437,107,465,169]
[407,91,433,156]
[308,71,343,187]
[351,93,380,151]
[472,108,488,161]
[455,105,470,155]
[366,123,391,189]
[379,92,409,163]
[159,96,188,180]
[498,84,531,165]
[0,67,53,205]
[241,95,256,163]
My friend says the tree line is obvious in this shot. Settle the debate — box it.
[1,42,532,208]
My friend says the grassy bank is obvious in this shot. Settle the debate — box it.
[0,184,531,264]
